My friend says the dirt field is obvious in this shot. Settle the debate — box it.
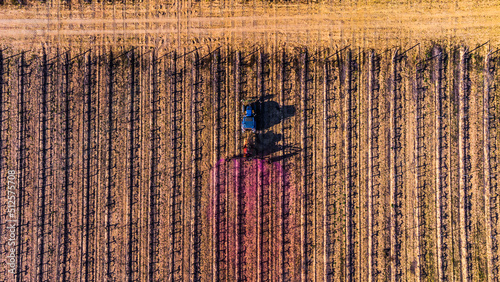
[1,0,500,49]
[0,44,499,281]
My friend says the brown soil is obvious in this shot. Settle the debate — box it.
[0,1,500,48]
[0,45,498,281]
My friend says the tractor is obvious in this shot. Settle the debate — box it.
[241,98,257,133]
[241,98,258,158]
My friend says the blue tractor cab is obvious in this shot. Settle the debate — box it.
[241,103,256,132]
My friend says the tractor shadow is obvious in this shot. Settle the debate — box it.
[255,100,295,131]
[255,132,300,162]
[253,99,298,162]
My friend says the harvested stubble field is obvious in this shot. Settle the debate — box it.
[0,44,499,281]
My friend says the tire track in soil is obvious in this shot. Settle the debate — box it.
[197,49,214,281]
[299,50,307,282]
[483,50,494,282]
[73,51,86,282]
[225,48,236,282]
[16,53,29,281]
[258,158,273,282]
[415,49,441,280]
[458,47,472,281]
[60,51,80,282]
[234,49,252,282]
[467,47,489,282]
[181,49,193,282]
[367,50,375,282]
[313,49,324,281]
[299,49,316,282]
[234,50,243,282]
[81,51,98,282]
[257,50,273,282]
[344,49,360,282]
[104,50,114,281]
[278,49,296,282]
[415,51,429,280]
[155,50,172,282]
[36,50,50,282]
[367,50,385,281]
[127,49,141,282]
[322,50,331,282]
[400,47,418,281]
[326,49,347,282]
[96,48,107,282]
[432,47,453,281]
[212,49,229,282]
[47,50,64,282]
[98,50,108,282]
[189,51,203,282]
[240,159,258,282]
[484,50,500,281]
[269,49,280,282]
[169,50,185,282]
[389,50,404,281]
[16,52,38,282]
[256,51,263,282]
[156,50,172,282]
[105,51,115,281]
[148,50,161,281]
[434,47,445,282]
[490,51,500,279]
[104,50,128,282]
[139,47,151,282]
